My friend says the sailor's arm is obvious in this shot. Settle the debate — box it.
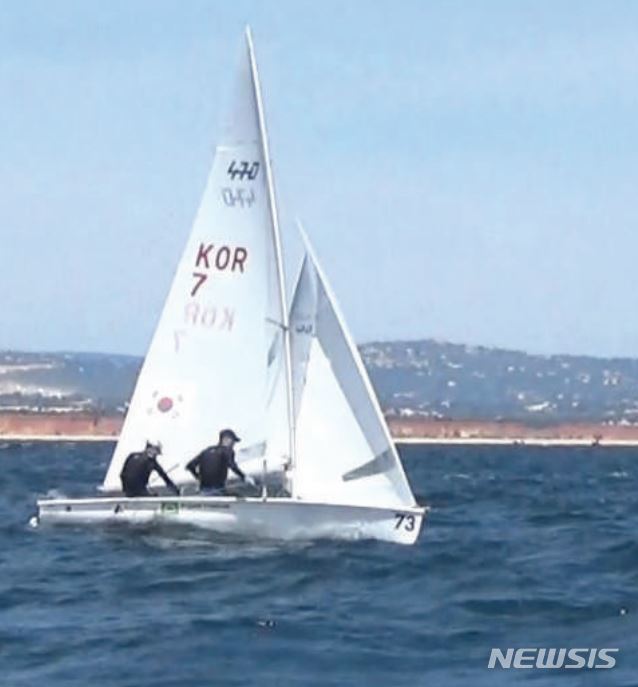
[153,462,180,495]
[185,453,201,479]
[228,453,246,481]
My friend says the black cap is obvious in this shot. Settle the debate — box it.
[219,428,241,442]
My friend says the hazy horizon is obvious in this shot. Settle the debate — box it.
[6,333,638,364]
[2,2,637,358]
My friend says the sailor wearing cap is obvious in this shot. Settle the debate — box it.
[120,440,180,497]
[186,429,257,494]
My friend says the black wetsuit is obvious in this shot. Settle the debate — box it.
[186,445,245,490]
[120,452,179,497]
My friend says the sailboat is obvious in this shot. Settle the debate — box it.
[36,28,426,545]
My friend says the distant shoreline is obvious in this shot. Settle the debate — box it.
[1,413,638,448]
[1,435,637,449]
[0,435,637,447]
[0,435,116,443]
[387,417,638,447]
[395,437,638,447]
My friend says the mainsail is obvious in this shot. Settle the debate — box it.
[290,228,417,508]
[102,29,293,491]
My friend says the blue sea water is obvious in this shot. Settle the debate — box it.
[1,442,637,686]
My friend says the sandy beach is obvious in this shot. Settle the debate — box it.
[1,413,637,447]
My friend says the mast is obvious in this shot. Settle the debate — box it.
[245,27,296,471]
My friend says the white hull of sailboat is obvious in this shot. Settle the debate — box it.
[35,496,426,546]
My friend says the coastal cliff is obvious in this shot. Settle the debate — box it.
[3,341,638,441]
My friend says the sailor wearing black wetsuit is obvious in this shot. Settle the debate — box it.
[186,429,256,494]
[120,441,180,497]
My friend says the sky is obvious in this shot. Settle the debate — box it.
[1,1,637,357]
